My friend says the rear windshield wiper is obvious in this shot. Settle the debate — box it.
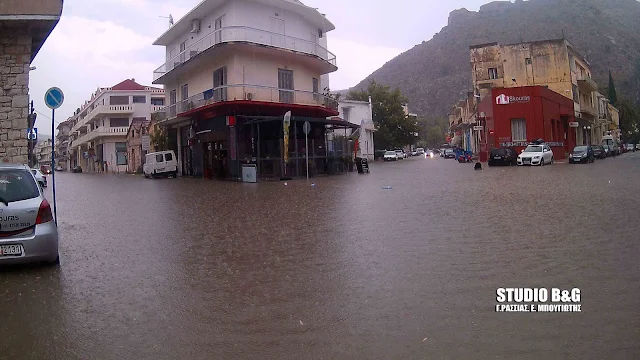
[0,196,8,206]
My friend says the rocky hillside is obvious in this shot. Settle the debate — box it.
[351,0,640,118]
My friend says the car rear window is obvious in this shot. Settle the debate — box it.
[0,169,40,203]
[490,148,507,155]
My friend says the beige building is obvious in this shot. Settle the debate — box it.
[469,38,618,146]
[0,0,63,164]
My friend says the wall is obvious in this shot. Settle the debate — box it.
[236,50,322,92]
[165,54,233,101]
[0,0,62,16]
[0,25,31,164]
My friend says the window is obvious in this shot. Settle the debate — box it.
[342,107,351,122]
[488,68,499,80]
[0,169,39,203]
[151,98,164,106]
[572,84,579,103]
[179,41,187,62]
[312,78,319,101]
[132,96,146,104]
[278,68,294,103]
[115,142,127,165]
[170,90,177,105]
[110,96,129,105]
[156,154,164,162]
[181,84,189,101]
[110,118,129,127]
[164,153,173,161]
[525,58,532,65]
[213,67,227,101]
[511,118,527,141]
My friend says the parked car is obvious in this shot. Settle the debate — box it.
[394,149,406,159]
[72,166,83,173]
[636,144,640,150]
[0,164,59,265]
[601,135,620,156]
[383,151,398,161]
[30,169,47,188]
[443,148,456,159]
[55,166,63,172]
[416,148,425,155]
[488,147,518,166]
[517,143,554,166]
[591,145,606,159]
[602,145,612,157]
[569,145,595,164]
[40,165,51,175]
[144,150,178,178]
[624,143,636,152]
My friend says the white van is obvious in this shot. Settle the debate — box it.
[143,150,178,178]
[601,135,620,156]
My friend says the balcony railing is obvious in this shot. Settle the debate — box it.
[577,74,598,93]
[72,105,135,132]
[154,84,339,123]
[153,26,337,82]
[71,126,129,147]
[580,103,598,117]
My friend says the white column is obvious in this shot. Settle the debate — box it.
[176,125,182,176]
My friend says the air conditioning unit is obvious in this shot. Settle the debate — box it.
[246,93,253,101]
[191,19,201,33]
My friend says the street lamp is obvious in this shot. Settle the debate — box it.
[583,125,592,145]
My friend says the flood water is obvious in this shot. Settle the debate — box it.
[1,153,639,359]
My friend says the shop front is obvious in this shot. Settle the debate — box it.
[478,86,576,160]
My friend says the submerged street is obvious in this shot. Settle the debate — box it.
[1,154,640,359]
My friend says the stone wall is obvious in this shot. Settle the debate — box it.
[0,25,31,164]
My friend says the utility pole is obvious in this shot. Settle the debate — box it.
[27,101,36,167]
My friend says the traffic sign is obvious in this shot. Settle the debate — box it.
[303,121,311,135]
[27,128,37,140]
[44,87,64,110]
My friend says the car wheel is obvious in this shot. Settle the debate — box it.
[540,158,545,166]
[550,157,554,164]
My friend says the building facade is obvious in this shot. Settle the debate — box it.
[332,99,375,160]
[0,0,62,164]
[69,79,165,173]
[55,119,72,170]
[126,118,151,173]
[151,0,350,180]
[477,86,576,160]
[467,38,619,157]
[34,137,52,168]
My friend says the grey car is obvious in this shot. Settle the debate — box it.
[0,164,59,265]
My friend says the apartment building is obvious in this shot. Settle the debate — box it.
[34,138,52,168]
[0,0,62,164]
[69,79,165,173]
[151,0,351,180]
[468,38,620,154]
[331,99,376,161]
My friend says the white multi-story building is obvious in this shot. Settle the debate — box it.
[332,99,376,160]
[151,0,352,180]
[69,79,165,173]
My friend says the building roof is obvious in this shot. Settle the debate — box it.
[153,0,335,46]
[111,79,147,91]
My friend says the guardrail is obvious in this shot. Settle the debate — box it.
[153,26,336,82]
[154,84,339,123]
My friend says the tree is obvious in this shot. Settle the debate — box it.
[346,80,420,150]
[617,98,640,142]
[608,70,618,107]
[150,126,168,151]
[416,116,449,148]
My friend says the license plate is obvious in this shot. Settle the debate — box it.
[494,156,501,159]
[0,244,24,256]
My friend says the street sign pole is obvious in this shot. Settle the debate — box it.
[45,87,64,227]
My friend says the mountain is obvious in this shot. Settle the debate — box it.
[352,0,640,118]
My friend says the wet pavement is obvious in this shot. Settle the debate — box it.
[1,153,640,359]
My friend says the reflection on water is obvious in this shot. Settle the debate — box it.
[1,155,639,359]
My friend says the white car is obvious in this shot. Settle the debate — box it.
[394,150,406,159]
[383,150,398,161]
[517,144,554,166]
[30,168,47,187]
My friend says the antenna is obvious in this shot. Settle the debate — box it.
[159,14,174,28]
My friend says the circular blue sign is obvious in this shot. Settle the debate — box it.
[44,87,64,110]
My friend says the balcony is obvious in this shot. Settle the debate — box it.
[577,75,598,93]
[71,126,129,147]
[155,84,339,123]
[152,26,337,83]
[72,105,135,132]
[580,103,598,118]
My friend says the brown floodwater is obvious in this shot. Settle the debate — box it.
[1,153,639,359]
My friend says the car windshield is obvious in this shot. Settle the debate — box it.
[602,139,614,145]
[523,145,542,153]
[573,146,588,152]
[490,149,506,155]
[0,169,40,204]
[385,151,396,155]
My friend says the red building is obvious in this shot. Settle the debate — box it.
[477,86,576,160]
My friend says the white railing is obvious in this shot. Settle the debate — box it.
[72,105,135,132]
[151,105,165,112]
[71,126,129,147]
[153,26,337,82]
[154,84,339,123]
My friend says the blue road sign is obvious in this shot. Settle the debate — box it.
[44,87,64,110]
[27,127,37,140]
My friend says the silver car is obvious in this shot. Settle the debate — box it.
[0,164,59,265]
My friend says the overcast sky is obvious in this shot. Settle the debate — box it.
[31,0,492,135]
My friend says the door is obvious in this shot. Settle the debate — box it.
[214,15,224,43]
[278,69,294,103]
[179,41,187,63]
[213,67,227,101]
[169,90,177,117]
[544,146,553,162]
[270,17,285,48]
